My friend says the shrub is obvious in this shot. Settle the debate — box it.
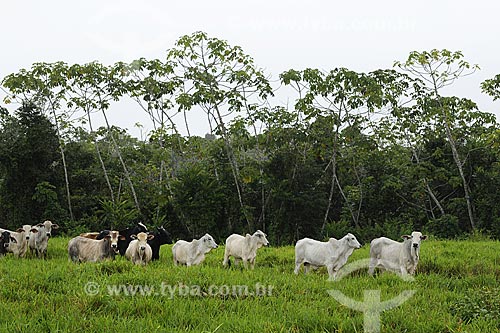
[425,214,461,239]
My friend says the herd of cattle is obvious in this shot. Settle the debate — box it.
[0,221,427,279]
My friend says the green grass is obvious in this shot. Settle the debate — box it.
[1,238,500,332]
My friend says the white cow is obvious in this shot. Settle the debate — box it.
[172,234,218,266]
[223,230,269,269]
[368,231,427,276]
[29,220,59,259]
[1,225,33,257]
[294,233,361,280]
[68,230,123,263]
[125,232,154,266]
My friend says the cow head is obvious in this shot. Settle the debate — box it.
[131,232,154,252]
[1,231,17,248]
[102,230,124,253]
[202,233,218,249]
[402,231,427,250]
[344,233,361,249]
[36,220,59,238]
[252,230,269,248]
[155,226,173,244]
[22,225,32,241]
[125,223,148,236]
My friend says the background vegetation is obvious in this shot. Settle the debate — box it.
[1,32,500,243]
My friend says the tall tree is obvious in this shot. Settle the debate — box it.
[0,103,60,226]
[280,68,401,233]
[2,62,75,221]
[168,31,273,232]
[66,62,140,215]
[126,58,183,223]
[395,49,493,230]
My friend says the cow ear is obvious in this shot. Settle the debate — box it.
[119,235,126,240]
[52,224,59,229]
[130,234,137,240]
[147,234,155,240]
[10,237,17,243]
[420,235,427,240]
[36,223,43,228]
[16,228,24,233]
[30,229,39,233]
[401,235,411,240]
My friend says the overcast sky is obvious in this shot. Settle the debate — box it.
[1,0,499,136]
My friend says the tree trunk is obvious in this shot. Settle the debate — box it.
[87,109,115,203]
[212,104,253,232]
[408,143,445,216]
[48,100,74,221]
[100,109,141,213]
[435,94,475,230]
[443,116,475,229]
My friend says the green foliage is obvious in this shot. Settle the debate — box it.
[32,181,66,222]
[425,214,461,239]
[170,164,225,239]
[97,199,139,230]
[395,49,479,92]
[169,31,273,115]
[481,74,500,101]
[0,103,61,227]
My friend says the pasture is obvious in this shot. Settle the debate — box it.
[0,237,499,332]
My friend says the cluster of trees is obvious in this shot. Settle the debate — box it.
[1,32,500,244]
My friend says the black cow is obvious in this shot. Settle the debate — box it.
[147,226,173,261]
[117,223,148,256]
[0,231,16,256]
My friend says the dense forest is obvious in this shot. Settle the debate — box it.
[1,32,500,244]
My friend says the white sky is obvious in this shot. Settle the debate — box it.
[1,0,499,137]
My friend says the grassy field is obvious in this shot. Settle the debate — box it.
[1,237,499,333]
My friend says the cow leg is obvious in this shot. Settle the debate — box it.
[408,264,416,275]
[249,257,255,270]
[294,260,302,275]
[327,265,335,281]
[222,249,230,267]
[368,257,377,275]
